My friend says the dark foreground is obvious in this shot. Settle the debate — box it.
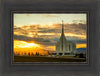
[14,56,86,62]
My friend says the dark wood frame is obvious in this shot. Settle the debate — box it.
[0,0,100,76]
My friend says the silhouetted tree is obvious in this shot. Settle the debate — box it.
[24,52,26,55]
[38,52,39,56]
[28,52,30,56]
[74,54,78,57]
[79,53,84,58]
[31,53,34,56]
[36,52,38,56]
[48,51,50,55]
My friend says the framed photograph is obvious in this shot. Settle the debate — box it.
[12,12,88,64]
[0,0,100,76]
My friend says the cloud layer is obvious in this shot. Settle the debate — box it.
[14,23,87,48]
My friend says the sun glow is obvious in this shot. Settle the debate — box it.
[14,40,49,55]
[14,40,40,48]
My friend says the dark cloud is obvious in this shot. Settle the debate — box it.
[14,35,33,41]
[52,37,60,42]
[76,39,86,44]
[66,36,86,44]
[14,35,55,46]
[64,23,86,35]
[38,29,60,33]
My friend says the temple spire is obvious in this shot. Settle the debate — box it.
[61,20,64,52]
[62,20,64,34]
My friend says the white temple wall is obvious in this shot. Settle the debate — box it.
[55,41,76,54]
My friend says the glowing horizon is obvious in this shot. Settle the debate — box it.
[14,40,87,55]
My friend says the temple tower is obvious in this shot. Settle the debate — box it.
[53,20,76,56]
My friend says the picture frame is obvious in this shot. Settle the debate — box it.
[0,0,100,76]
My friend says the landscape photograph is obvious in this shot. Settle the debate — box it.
[13,13,87,62]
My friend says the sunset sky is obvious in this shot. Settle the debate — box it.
[14,13,87,55]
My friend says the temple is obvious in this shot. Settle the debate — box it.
[53,21,76,56]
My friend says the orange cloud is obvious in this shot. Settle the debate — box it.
[38,33,86,39]
[76,43,86,48]
[42,14,59,17]
[65,33,86,39]
[26,14,30,16]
